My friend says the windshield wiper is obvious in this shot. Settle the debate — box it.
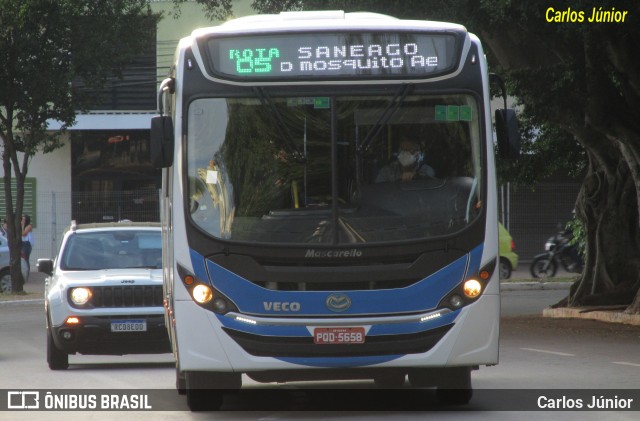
[358,83,414,153]
[253,87,305,163]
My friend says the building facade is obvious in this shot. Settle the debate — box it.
[8,1,252,263]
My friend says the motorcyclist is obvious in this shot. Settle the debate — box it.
[530,222,583,278]
[557,225,581,272]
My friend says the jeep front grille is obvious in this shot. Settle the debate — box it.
[88,285,163,308]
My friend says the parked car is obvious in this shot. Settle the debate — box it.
[498,222,518,279]
[0,235,29,293]
[39,221,170,370]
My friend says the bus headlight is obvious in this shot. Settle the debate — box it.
[70,287,92,305]
[177,264,239,314]
[437,258,496,311]
[463,279,482,298]
[192,284,213,304]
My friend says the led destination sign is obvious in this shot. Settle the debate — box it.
[205,32,461,80]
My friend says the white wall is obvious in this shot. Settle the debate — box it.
[6,0,256,266]
[23,136,72,261]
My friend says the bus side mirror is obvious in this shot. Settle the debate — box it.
[151,115,174,168]
[495,109,520,160]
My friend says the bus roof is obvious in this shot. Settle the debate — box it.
[190,10,468,39]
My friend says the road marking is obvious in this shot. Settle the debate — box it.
[611,361,640,367]
[520,347,575,357]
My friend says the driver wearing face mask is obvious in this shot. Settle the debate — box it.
[375,139,435,183]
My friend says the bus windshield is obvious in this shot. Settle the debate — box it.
[186,92,482,244]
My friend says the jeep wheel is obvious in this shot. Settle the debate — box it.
[47,326,69,370]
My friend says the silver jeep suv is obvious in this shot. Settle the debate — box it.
[39,221,169,370]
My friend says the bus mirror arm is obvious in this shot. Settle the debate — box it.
[157,78,175,116]
[151,79,176,168]
[489,73,507,111]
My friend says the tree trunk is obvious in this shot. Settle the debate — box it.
[564,148,640,313]
[552,29,640,314]
[1,123,26,293]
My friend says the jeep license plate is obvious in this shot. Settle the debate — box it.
[111,320,147,332]
[313,327,365,344]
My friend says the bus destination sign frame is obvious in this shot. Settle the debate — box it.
[202,31,463,81]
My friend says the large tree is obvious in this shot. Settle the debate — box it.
[0,0,161,292]
[196,0,640,313]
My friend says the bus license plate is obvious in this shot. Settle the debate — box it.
[314,327,365,344]
[111,320,147,332]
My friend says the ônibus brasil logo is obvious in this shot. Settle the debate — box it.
[305,249,363,258]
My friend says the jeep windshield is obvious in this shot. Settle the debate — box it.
[186,93,483,244]
[60,230,162,270]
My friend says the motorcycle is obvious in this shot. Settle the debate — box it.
[530,230,582,278]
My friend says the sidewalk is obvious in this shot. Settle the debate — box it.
[24,272,47,294]
[507,264,640,326]
[0,272,47,304]
[503,275,640,326]
[543,306,640,326]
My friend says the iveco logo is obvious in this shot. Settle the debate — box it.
[326,293,351,312]
[121,280,135,284]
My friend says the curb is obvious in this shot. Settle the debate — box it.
[0,298,44,306]
[543,307,640,327]
[0,298,43,305]
[500,281,572,291]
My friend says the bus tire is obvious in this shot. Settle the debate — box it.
[176,368,186,395]
[373,373,406,388]
[435,367,473,406]
[185,371,241,411]
[407,368,436,387]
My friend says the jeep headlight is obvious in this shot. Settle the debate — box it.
[70,287,92,305]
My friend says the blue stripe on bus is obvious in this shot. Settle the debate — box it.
[467,243,483,279]
[195,243,484,317]
[187,246,485,366]
[189,248,210,284]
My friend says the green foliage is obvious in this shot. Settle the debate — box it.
[251,0,303,14]
[0,0,161,291]
[172,0,234,20]
[0,0,161,141]
[497,116,586,186]
[566,214,586,259]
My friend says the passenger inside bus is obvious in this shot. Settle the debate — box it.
[375,139,436,183]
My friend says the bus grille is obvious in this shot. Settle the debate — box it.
[249,278,418,291]
[222,324,453,358]
[89,285,163,308]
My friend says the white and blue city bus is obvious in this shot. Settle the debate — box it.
[151,10,519,411]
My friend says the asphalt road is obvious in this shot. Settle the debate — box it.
[1,288,639,419]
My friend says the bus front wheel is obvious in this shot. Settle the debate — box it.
[185,371,241,411]
[408,367,473,405]
[176,368,186,395]
[435,367,473,405]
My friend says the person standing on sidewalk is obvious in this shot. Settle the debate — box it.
[0,218,7,237]
[21,215,34,282]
